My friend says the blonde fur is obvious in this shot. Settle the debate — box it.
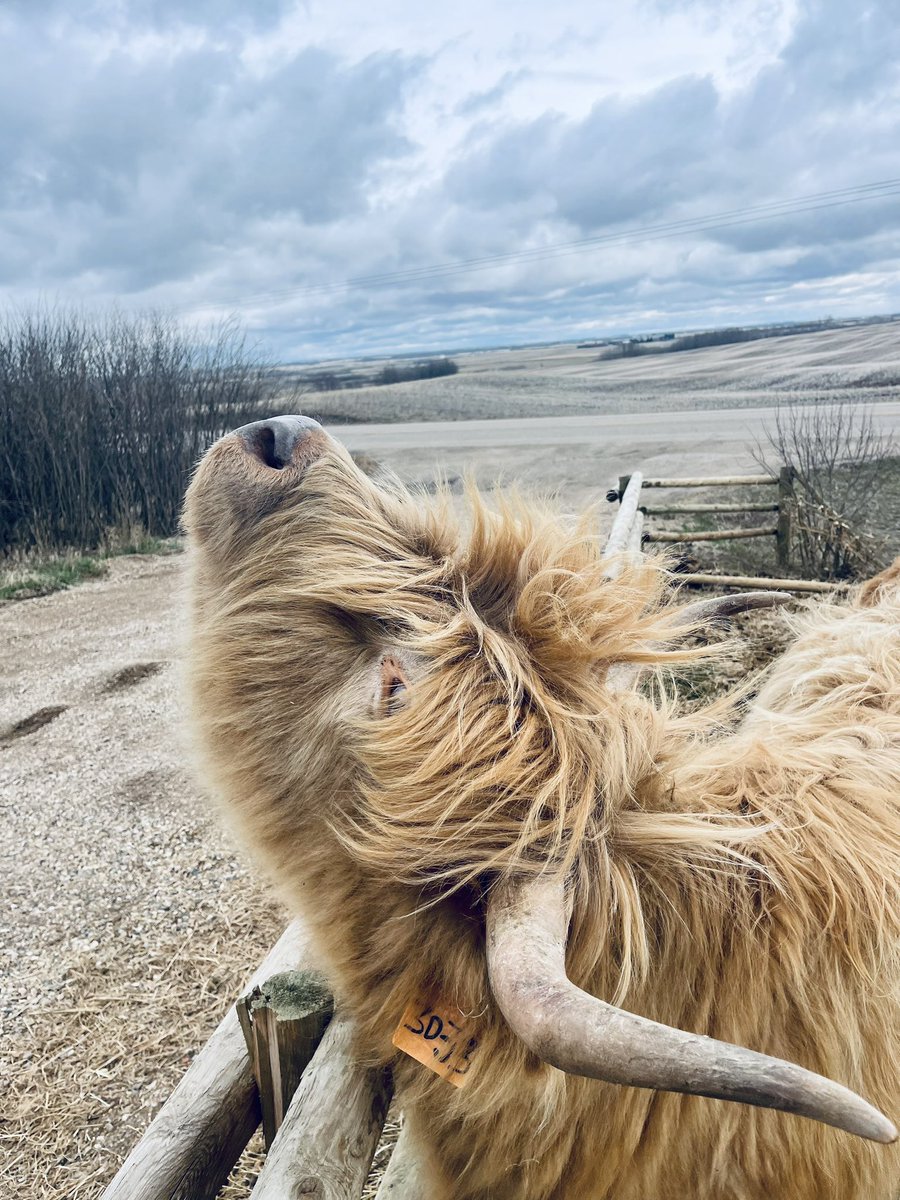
[183,432,900,1199]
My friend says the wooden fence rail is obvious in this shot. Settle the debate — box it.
[676,571,838,594]
[635,474,776,488]
[642,502,779,515]
[648,526,779,543]
[607,468,838,594]
[612,467,795,569]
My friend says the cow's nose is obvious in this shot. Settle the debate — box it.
[233,415,323,471]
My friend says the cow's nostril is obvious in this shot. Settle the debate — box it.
[256,426,285,470]
[233,415,324,471]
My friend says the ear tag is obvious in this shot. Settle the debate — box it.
[392,997,481,1088]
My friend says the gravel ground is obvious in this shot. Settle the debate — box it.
[0,553,288,1199]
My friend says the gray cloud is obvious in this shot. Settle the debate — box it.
[4,0,291,27]
[416,0,900,353]
[447,0,900,239]
[447,75,721,228]
[0,0,898,357]
[0,16,421,293]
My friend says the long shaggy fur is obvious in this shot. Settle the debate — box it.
[183,433,900,1199]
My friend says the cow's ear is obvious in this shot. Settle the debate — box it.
[379,654,411,715]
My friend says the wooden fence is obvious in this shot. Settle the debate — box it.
[608,468,837,593]
[100,920,421,1200]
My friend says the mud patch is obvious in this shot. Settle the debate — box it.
[101,662,165,693]
[117,767,175,811]
[0,704,68,748]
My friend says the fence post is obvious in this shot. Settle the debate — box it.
[375,1126,427,1198]
[236,970,333,1148]
[100,921,312,1200]
[605,473,643,560]
[250,1016,392,1200]
[776,467,794,570]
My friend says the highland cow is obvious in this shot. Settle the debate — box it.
[183,415,899,1200]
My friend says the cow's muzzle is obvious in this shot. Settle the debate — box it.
[233,415,325,472]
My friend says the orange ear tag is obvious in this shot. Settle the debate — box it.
[392,998,481,1088]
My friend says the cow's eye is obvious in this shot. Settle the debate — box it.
[324,605,382,644]
[324,604,410,646]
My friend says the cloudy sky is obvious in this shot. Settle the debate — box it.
[1,0,898,359]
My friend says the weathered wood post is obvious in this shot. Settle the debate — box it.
[237,969,333,1147]
[250,1016,393,1200]
[100,921,313,1200]
[605,472,643,557]
[776,466,795,570]
[375,1126,426,1197]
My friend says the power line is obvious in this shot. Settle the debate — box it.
[182,178,900,315]
[283,179,900,297]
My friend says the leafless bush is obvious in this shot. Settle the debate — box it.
[0,311,281,553]
[758,398,895,579]
[375,358,459,385]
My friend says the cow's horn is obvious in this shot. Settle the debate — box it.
[606,589,791,690]
[675,590,792,625]
[485,874,897,1144]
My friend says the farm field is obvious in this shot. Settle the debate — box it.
[2,321,899,1198]
[300,321,900,424]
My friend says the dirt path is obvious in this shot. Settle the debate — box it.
[0,554,287,1199]
[2,554,208,988]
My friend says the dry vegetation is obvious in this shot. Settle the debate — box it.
[299,320,900,424]
[759,401,897,577]
[3,883,285,1199]
[0,312,282,556]
[639,455,900,586]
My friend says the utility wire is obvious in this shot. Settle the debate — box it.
[280,179,900,296]
[184,178,900,313]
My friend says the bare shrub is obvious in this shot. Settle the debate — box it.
[375,357,459,384]
[0,311,281,553]
[758,398,895,580]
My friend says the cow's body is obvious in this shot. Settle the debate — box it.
[184,420,899,1199]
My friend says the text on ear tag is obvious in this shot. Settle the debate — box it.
[392,997,481,1088]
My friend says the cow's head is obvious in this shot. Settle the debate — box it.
[184,415,678,890]
[183,415,895,1146]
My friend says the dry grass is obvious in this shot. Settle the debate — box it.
[2,846,404,1199]
[219,1132,268,1199]
[670,603,797,706]
[2,882,286,1199]
[362,1111,403,1198]
[0,535,181,603]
